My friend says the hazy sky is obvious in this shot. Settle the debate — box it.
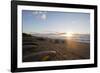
[22,10,90,34]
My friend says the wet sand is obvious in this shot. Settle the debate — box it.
[22,33,90,62]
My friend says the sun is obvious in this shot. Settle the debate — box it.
[66,32,73,37]
[61,32,74,38]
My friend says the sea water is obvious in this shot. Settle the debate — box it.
[32,34,90,43]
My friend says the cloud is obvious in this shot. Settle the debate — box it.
[41,14,47,20]
[32,11,38,14]
[32,11,47,20]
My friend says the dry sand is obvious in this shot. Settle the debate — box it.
[22,34,90,62]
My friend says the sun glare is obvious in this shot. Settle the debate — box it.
[66,32,73,37]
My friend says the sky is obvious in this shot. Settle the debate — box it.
[22,10,90,34]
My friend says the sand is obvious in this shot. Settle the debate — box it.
[22,33,90,62]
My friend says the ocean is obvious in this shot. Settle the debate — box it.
[32,33,90,44]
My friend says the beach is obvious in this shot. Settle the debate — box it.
[22,33,90,62]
